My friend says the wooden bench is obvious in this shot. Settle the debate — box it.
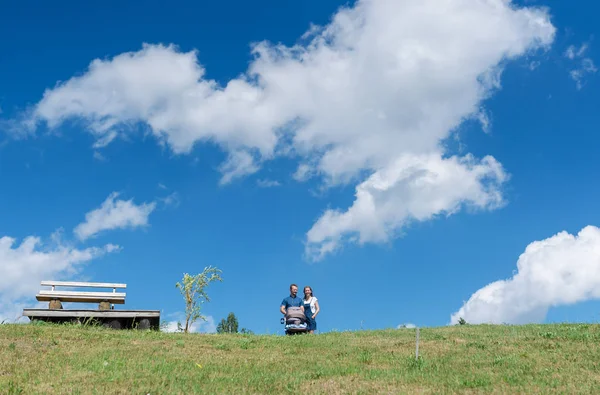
[24,280,160,330]
[36,281,127,310]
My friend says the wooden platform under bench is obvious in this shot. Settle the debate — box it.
[22,308,161,330]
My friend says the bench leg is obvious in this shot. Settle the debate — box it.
[98,301,111,310]
[49,299,62,309]
[137,318,151,330]
[103,319,122,330]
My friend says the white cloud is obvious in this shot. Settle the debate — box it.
[450,226,600,325]
[565,43,597,90]
[160,321,183,333]
[306,153,507,260]
[160,192,180,208]
[197,315,218,333]
[161,313,217,333]
[93,151,107,161]
[74,192,156,240]
[293,163,315,183]
[29,0,555,258]
[0,301,31,324]
[257,179,281,188]
[529,60,541,70]
[397,323,416,329]
[218,150,260,185]
[565,43,588,60]
[570,60,597,90]
[475,110,492,134]
[0,231,119,320]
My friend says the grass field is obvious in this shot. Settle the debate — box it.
[2,322,600,393]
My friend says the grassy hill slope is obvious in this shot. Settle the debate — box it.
[1,322,600,393]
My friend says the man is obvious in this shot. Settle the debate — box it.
[280,283,304,315]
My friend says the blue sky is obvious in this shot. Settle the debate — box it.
[1,0,599,333]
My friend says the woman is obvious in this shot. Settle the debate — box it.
[302,286,320,334]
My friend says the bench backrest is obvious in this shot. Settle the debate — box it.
[41,281,127,292]
[37,281,127,305]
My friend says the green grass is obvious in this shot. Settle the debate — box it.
[2,322,600,393]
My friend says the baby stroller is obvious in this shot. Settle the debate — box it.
[280,306,309,335]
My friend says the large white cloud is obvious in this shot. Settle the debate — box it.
[74,192,156,241]
[0,231,119,321]
[450,226,600,325]
[29,0,556,259]
[306,153,507,259]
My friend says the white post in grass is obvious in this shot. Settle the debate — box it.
[415,327,420,360]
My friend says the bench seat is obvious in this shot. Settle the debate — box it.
[36,290,126,304]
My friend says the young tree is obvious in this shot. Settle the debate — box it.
[176,266,223,333]
[216,312,239,334]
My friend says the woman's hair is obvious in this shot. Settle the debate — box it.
[303,286,314,299]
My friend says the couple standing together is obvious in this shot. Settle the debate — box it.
[280,284,320,333]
